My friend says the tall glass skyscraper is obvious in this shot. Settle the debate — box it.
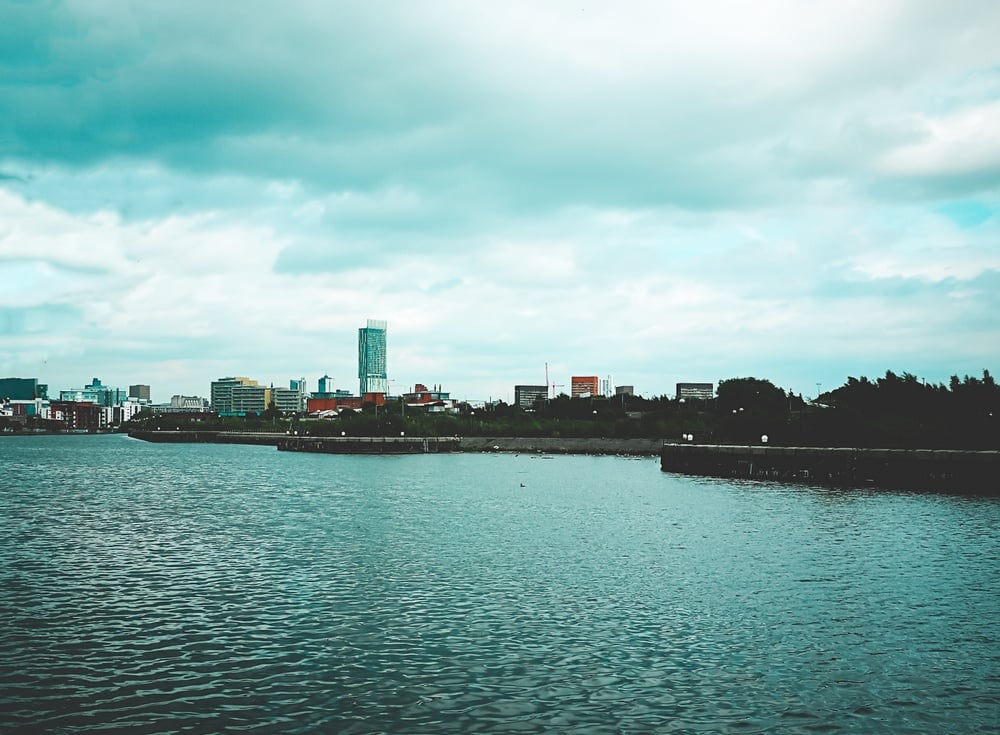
[358,319,388,395]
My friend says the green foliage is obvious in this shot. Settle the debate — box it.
[123,369,999,449]
[809,369,999,448]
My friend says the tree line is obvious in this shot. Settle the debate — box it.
[119,369,999,450]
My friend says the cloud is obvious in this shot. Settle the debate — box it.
[1,1,999,400]
[0,303,83,336]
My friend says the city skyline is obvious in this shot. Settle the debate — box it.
[2,3,998,402]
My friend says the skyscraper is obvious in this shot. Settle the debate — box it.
[358,319,388,395]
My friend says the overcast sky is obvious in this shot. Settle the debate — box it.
[2,1,999,402]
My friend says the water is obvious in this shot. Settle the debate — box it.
[1,434,997,734]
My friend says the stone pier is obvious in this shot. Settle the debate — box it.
[660,443,1000,493]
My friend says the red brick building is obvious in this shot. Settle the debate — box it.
[306,392,385,415]
[49,401,103,431]
[571,376,600,398]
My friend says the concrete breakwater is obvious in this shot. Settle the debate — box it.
[128,431,453,453]
[128,430,286,445]
[661,443,1000,493]
[278,436,460,454]
[128,431,663,456]
[277,435,661,455]
[458,436,662,455]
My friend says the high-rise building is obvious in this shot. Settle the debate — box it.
[514,385,549,410]
[571,376,600,398]
[129,384,151,401]
[358,319,388,395]
[211,377,258,414]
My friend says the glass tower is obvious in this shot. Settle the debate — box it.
[358,319,388,395]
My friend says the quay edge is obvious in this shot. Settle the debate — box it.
[660,443,1000,493]
[126,431,662,455]
[278,436,460,454]
[128,430,286,445]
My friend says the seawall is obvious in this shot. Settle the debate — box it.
[661,443,1000,493]
[458,436,662,455]
[128,430,286,445]
[278,436,460,454]
[128,431,662,455]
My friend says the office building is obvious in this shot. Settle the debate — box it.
[152,395,209,413]
[59,378,127,407]
[515,385,549,410]
[272,386,304,413]
[129,384,151,401]
[313,374,351,398]
[230,385,271,415]
[676,382,714,400]
[0,377,48,401]
[211,377,259,414]
[571,376,600,398]
[358,319,388,395]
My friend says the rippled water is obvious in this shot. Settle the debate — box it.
[1,434,997,734]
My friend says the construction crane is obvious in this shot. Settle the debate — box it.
[545,363,564,400]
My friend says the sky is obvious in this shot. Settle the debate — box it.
[2,0,999,403]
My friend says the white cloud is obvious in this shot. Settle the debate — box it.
[879,100,1000,178]
[2,2,1000,399]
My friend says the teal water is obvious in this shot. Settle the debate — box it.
[1,434,997,734]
